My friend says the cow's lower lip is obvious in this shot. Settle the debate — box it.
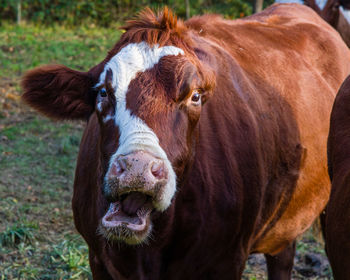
[102,201,153,232]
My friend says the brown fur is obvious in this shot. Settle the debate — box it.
[22,4,350,279]
[305,0,350,47]
[122,7,188,46]
[325,75,350,280]
[21,65,96,120]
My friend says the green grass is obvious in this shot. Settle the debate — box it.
[51,237,91,279]
[0,22,121,84]
[0,116,89,279]
[0,222,38,247]
[0,22,121,279]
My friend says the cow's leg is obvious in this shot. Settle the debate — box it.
[325,201,350,280]
[264,241,296,280]
[89,250,114,280]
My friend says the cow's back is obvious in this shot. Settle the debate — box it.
[187,3,350,254]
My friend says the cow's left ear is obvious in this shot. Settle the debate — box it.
[22,65,97,120]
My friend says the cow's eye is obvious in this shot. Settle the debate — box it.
[191,90,201,104]
[99,88,107,97]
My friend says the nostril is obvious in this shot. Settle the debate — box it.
[151,161,166,179]
[115,164,124,176]
[114,157,127,176]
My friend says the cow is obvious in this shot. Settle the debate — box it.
[325,76,350,280]
[21,4,350,279]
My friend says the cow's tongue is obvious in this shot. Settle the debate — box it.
[102,192,152,230]
[121,192,148,216]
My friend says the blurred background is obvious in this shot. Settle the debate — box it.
[0,1,331,279]
[0,0,267,26]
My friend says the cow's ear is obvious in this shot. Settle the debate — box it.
[21,65,97,120]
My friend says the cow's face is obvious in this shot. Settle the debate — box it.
[95,42,214,244]
[22,40,214,245]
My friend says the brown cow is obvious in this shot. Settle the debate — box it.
[21,4,350,279]
[325,76,350,280]
[304,0,350,46]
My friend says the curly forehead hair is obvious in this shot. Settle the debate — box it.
[118,7,193,49]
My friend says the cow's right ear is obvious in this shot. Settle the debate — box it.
[21,65,97,120]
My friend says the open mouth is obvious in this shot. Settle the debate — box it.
[101,191,154,243]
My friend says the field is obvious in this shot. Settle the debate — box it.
[0,23,333,279]
[0,23,120,279]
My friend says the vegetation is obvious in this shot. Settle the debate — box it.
[0,22,121,79]
[0,114,90,279]
[0,0,261,26]
[0,115,91,279]
[0,24,119,280]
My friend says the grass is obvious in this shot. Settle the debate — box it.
[0,222,38,247]
[0,116,89,279]
[0,22,121,279]
[49,237,91,279]
[0,22,122,91]
[0,22,121,73]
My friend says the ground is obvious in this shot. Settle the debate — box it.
[0,23,334,279]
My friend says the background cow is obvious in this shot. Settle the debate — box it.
[325,76,350,280]
[21,4,350,279]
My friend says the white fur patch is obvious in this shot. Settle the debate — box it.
[97,42,184,211]
[103,114,114,123]
[97,102,103,112]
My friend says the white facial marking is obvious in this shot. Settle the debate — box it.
[97,42,184,211]
[97,102,103,112]
[103,114,114,123]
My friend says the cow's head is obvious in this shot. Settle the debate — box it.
[22,8,215,245]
